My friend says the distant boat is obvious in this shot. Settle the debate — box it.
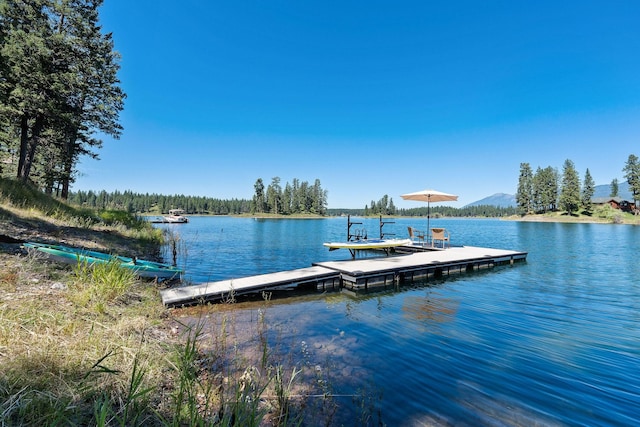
[150,209,189,224]
[22,242,182,280]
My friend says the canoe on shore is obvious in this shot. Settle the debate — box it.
[22,242,182,280]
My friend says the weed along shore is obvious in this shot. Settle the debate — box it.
[0,179,360,425]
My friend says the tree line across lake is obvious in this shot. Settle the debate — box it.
[69,179,517,218]
[516,154,640,215]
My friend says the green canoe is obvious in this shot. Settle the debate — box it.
[22,242,182,280]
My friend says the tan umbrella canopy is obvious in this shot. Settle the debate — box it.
[400,189,458,231]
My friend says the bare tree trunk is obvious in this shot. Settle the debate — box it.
[61,136,75,199]
[17,114,45,182]
[16,115,29,180]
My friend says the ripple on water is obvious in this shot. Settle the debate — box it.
[164,218,640,425]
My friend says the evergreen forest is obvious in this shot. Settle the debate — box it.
[68,186,517,218]
[68,189,252,215]
[516,154,640,215]
[0,0,124,198]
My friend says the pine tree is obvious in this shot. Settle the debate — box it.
[623,154,640,209]
[291,178,301,213]
[266,176,282,214]
[312,179,326,215]
[388,197,396,215]
[559,159,581,215]
[53,0,125,198]
[281,182,292,214]
[252,178,265,213]
[532,166,557,213]
[298,181,310,212]
[516,162,534,214]
[581,168,595,214]
[610,178,619,197]
[1,0,55,182]
[0,0,124,194]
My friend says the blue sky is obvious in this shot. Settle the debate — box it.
[72,0,640,208]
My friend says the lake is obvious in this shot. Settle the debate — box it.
[154,217,640,426]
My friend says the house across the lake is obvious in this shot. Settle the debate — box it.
[591,197,635,212]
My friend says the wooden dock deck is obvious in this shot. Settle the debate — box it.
[160,245,527,307]
[161,265,341,307]
[314,245,526,291]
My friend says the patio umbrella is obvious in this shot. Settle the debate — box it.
[400,189,458,231]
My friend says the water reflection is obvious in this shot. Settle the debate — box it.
[402,291,459,327]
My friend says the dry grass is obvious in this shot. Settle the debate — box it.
[0,241,340,425]
[0,179,368,425]
[0,250,179,425]
[0,180,179,424]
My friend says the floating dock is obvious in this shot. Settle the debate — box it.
[160,245,527,307]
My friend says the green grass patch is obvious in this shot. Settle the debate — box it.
[98,209,148,230]
[69,259,137,311]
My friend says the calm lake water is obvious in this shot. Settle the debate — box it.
[155,217,640,426]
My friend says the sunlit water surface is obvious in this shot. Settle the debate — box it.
[155,217,640,426]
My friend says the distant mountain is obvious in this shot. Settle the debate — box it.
[593,181,632,199]
[465,193,516,208]
[465,182,634,209]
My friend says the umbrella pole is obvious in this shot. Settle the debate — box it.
[427,198,431,244]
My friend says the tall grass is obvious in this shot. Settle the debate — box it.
[162,227,184,267]
[1,262,377,425]
[68,259,137,312]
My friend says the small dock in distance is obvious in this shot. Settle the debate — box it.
[160,245,527,307]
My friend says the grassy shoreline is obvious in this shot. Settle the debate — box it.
[1,180,180,424]
[0,179,350,425]
[505,209,640,225]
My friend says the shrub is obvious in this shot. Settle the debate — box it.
[593,204,615,220]
[99,210,147,230]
